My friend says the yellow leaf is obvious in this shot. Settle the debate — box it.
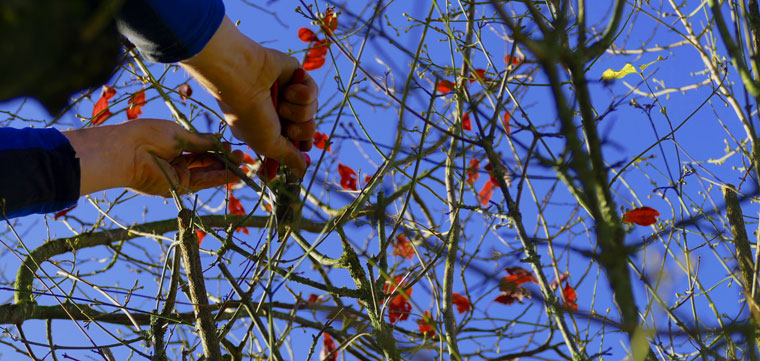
[601,63,637,80]
[639,56,665,71]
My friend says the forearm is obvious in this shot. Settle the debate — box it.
[0,128,80,218]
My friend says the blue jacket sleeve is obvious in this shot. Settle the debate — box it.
[0,128,80,219]
[115,0,225,63]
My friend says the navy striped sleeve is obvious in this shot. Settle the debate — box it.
[115,0,225,63]
[0,128,80,219]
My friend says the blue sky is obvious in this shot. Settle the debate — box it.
[0,1,756,360]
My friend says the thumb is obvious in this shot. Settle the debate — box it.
[267,48,301,86]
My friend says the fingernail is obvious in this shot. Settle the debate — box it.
[303,152,311,167]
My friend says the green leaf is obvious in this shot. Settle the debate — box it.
[601,63,638,80]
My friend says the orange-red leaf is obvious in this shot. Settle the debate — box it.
[622,206,660,226]
[467,159,480,185]
[337,163,357,191]
[478,180,496,206]
[228,193,246,216]
[385,275,413,324]
[462,112,471,131]
[242,153,257,165]
[503,112,511,133]
[417,310,436,338]
[322,9,338,34]
[126,90,146,120]
[437,80,454,94]
[563,283,578,311]
[92,88,113,126]
[102,85,116,100]
[504,55,523,66]
[470,68,487,84]
[298,27,318,42]
[303,56,326,71]
[495,267,536,306]
[452,293,471,314]
[392,234,414,259]
[503,266,538,286]
[195,229,206,246]
[313,131,331,151]
[320,333,338,361]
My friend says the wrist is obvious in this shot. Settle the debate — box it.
[62,125,130,195]
[180,16,270,107]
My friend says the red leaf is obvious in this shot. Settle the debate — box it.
[563,283,578,311]
[451,293,471,314]
[384,275,413,324]
[92,98,112,125]
[503,112,511,134]
[467,159,480,184]
[322,9,338,34]
[437,80,454,94]
[228,193,246,216]
[392,234,414,260]
[470,68,487,84]
[320,333,338,361]
[417,310,436,337]
[195,230,206,246]
[298,27,318,42]
[478,180,496,206]
[178,83,192,101]
[303,56,326,71]
[102,85,116,100]
[494,267,536,306]
[622,206,660,226]
[53,205,76,219]
[126,90,146,120]
[337,163,357,191]
[462,112,471,131]
[236,227,249,235]
[364,175,373,184]
[504,55,523,66]
[242,153,257,165]
[309,44,329,58]
[313,132,331,151]
[503,266,538,286]
[308,293,319,303]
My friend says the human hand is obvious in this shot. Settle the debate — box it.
[180,16,318,177]
[64,119,242,196]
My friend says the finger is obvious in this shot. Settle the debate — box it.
[284,119,316,143]
[278,100,318,124]
[183,149,245,171]
[188,167,241,192]
[300,139,313,152]
[282,74,318,105]
[174,132,218,153]
[266,135,307,177]
[170,156,192,194]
